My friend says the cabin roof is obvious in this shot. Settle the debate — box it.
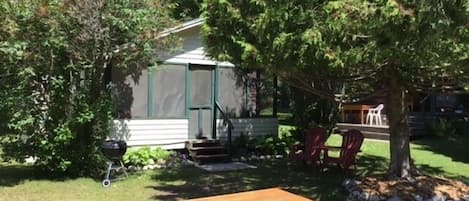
[158,18,204,38]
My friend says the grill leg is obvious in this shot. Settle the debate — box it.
[102,162,113,187]
[119,160,128,178]
[105,161,113,180]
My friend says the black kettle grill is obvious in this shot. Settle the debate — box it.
[100,140,128,187]
[101,140,127,161]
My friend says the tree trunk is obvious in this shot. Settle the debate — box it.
[272,76,278,117]
[386,73,412,178]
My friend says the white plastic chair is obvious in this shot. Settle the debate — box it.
[366,104,384,126]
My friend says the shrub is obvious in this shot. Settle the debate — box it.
[123,147,174,167]
[452,118,469,136]
[430,118,456,137]
[0,0,175,177]
[249,134,297,156]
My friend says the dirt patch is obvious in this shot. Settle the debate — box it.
[356,176,469,200]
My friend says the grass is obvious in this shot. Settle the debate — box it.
[1,133,468,201]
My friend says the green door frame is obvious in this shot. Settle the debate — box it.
[185,63,218,139]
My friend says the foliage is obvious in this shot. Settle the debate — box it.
[430,117,469,137]
[123,147,174,167]
[430,118,457,137]
[0,0,175,176]
[259,135,294,155]
[290,87,339,132]
[202,0,469,178]
[232,128,297,156]
[169,0,203,20]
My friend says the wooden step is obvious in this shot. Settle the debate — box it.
[189,147,228,156]
[192,154,231,164]
[186,140,221,149]
[186,139,231,164]
[194,154,230,159]
[189,146,225,151]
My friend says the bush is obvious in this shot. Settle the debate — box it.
[452,118,469,136]
[123,147,174,167]
[429,117,469,137]
[250,134,297,156]
[231,128,299,156]
[0,0,175,177]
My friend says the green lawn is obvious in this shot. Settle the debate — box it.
[1,134,468,201]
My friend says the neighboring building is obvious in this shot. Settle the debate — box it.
[109,18,278,149]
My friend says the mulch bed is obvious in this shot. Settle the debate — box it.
[345,176,469,201]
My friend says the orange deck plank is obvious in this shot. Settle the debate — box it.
[185,188,313,201]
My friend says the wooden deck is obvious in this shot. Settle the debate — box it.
[185,188,312,201]
[337,123,390,140]
[337,113,428,140]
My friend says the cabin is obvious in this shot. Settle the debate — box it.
[109,18,279,149]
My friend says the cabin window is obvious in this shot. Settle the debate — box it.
[150,65,186,118]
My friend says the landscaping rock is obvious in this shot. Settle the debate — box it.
[127,165,138,172]
[259,155,266,160]
[342,179,358,191]
[387,196,403,201]
[275,155,283,159]
[369,194,381,201]
[427,195,447,201]
[157,159,166,165]
[347,194,356,201]
[240,156,247,162]
[181,159,193,167]
[352,191,361,198]
[359,192,370,201]
[414,195,423,201]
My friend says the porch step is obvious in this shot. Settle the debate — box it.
[185,140,230,164]
[190,146,225,150]
[186,140,221,149]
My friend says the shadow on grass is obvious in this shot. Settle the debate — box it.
[149,154,469,201]
[148,155,393,201]
[357,154,468,180]
[0,163,104,187]
[412,135,469,164]
[0,163,68,187]
[148,160,350,201]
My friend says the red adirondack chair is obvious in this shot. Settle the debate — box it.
[289,128,327,167]
[318,129,364,172]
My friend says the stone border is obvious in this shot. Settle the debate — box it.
[232,154,284,162]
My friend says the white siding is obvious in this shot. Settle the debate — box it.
[216,118,279,141]
[158,26,235,67]
[110,119,188,149]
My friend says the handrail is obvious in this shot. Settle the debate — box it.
[215,102,234,155]
[215,102,234,129]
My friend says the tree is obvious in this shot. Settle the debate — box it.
[0,0,175,176]
[169,0,203,20]
[202,0,469,178]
